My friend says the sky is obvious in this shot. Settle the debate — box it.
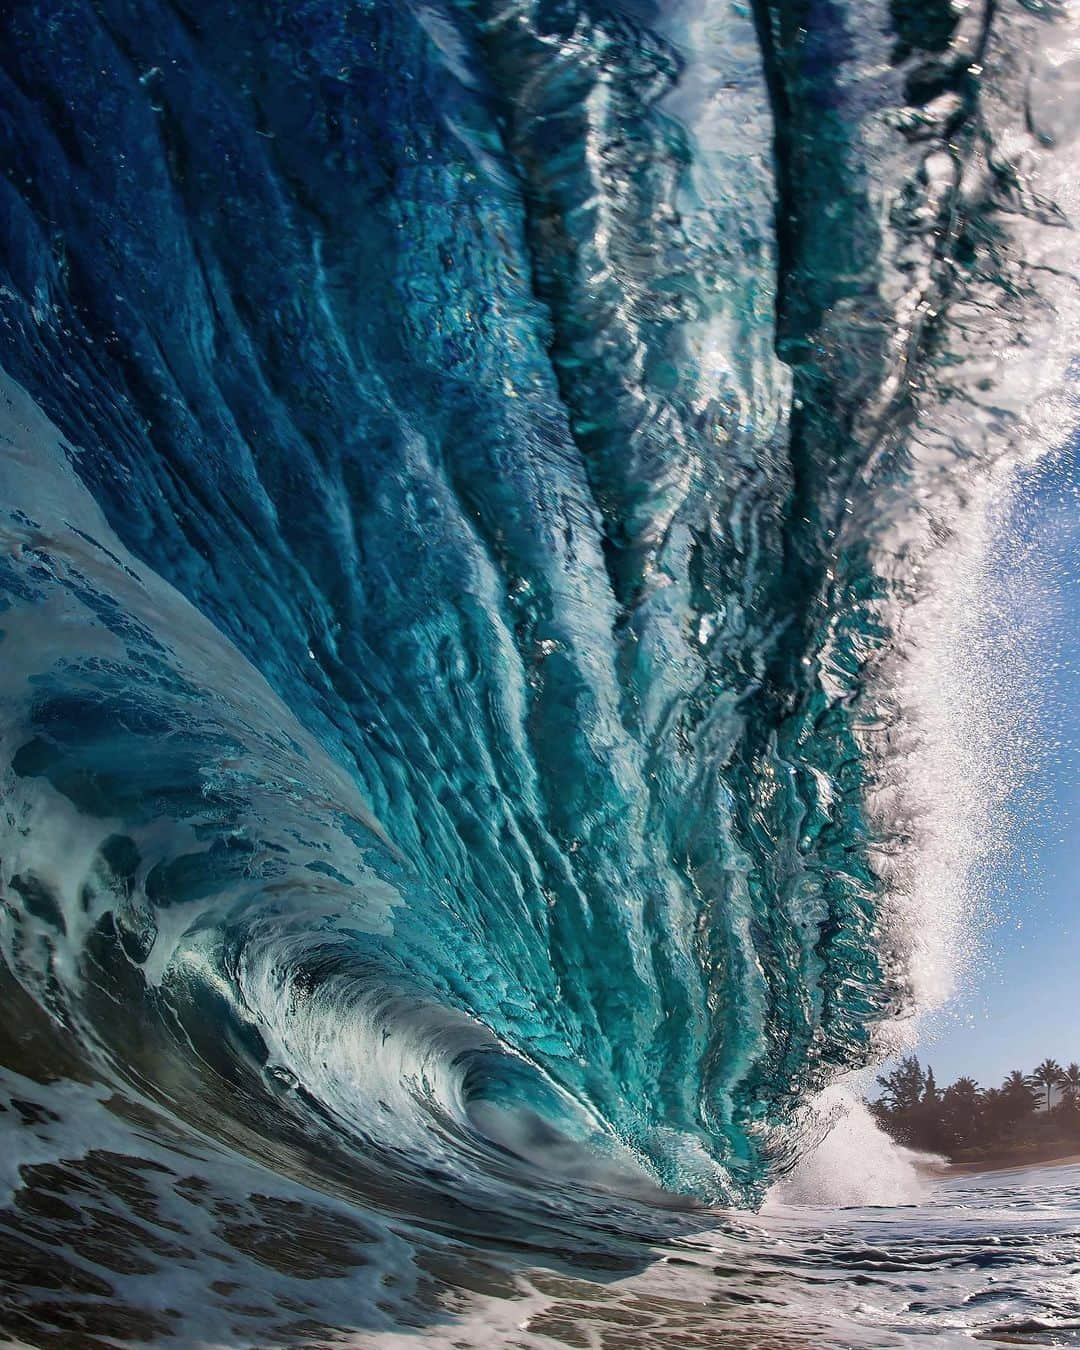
[908,437,1079,1090]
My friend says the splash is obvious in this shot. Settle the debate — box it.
[0,0,1077,1339]
[765,1086,940,1208]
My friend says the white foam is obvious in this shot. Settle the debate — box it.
[764,1085,941,1210]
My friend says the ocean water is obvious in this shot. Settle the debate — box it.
[0,0,1077,1344]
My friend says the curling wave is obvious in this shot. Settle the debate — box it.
[0,0,1077,1340]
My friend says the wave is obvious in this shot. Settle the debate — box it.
[0,0,1077,1339]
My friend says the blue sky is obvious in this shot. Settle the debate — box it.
[910,438,1079,1089]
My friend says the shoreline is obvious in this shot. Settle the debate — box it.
[933,1149,1080,1177]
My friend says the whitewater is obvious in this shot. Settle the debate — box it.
[0,0,1077,1343]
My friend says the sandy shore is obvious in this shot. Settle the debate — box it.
[939,1150,1080,1177]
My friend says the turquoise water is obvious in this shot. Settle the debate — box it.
[5,1046,1080,1346]
[0,0,1076,1342]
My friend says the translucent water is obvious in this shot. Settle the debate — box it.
[0,0,1077,1341]
[4,1048,1079,1345]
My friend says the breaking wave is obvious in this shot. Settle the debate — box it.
[0,0,1076,1341]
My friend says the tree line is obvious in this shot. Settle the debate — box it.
[870,1057,1080,1162]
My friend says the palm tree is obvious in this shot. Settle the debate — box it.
[947,1076,981,1102]
[1060,1063,1080,1103]
[1001,1070,1039,1112]
[1030,1058,1065,1111]
[1002,1069,1033,1096]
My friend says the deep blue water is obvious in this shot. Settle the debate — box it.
[0,0,1076,1343]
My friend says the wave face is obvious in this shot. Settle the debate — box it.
[0,0,1076,1339]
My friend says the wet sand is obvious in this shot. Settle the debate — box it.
[943,1151,1080,1177]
